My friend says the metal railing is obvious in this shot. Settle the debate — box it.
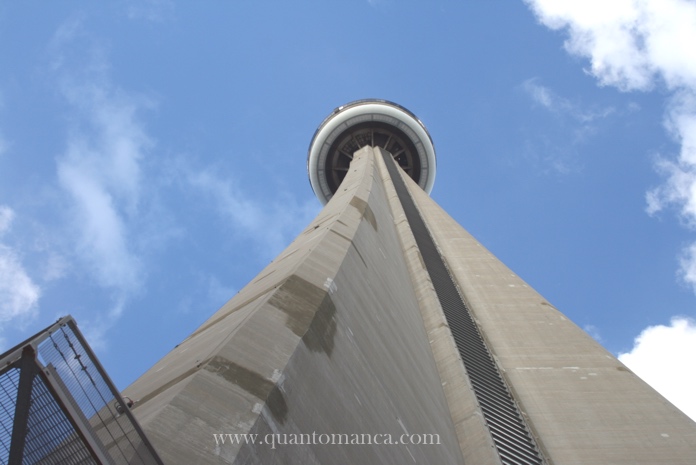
[0,316,163,465]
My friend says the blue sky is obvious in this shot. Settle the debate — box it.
[1,1,695,420]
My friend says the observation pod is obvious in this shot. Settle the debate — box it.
[308,99,436,204]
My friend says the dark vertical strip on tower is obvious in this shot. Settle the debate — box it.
[381,150,546,465]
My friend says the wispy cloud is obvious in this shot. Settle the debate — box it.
[0,206,13,234]
[41,252,69,282]
[619,317,696,421]
[57,160,143,298]
[184,165,318,260]
[126,0,175,22]
[50,17,153,328]
[583,324,602,342]
[523,78,616,123]
[43,15,319,349]
[0,206,40,328]
[175,272,237,316]
[524,79,557,110]
[521,79,618,174]
[524,0,696,290]
[0,245,40,325]
[0,94,7,158]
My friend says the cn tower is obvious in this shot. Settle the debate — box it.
[123,100,696,464]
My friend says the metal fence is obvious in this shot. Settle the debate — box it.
[0,316,163,465]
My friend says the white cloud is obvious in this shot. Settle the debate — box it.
[619,317,696,421]
[524,0,696,289]
[0,206,40,326]
[676,242,696,294]
[50,18,153,321]
[525,0,696,92]
[0,247,39,323]
[57,159,142,294]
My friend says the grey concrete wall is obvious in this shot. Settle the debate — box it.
[375,147,502,465]
[401,168,696,464]
[125,147,464,464]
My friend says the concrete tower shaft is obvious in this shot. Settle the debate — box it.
[122,101,696,465]
[125,145,465,465]
[307,99,436,204]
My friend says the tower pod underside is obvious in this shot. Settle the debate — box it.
[308,99,436,205]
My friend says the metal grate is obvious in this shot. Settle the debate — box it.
[381,149,546,465]
[0,368,19,463]
[0,316,162,465]
[21,371,96,465]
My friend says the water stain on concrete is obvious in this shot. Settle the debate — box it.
[266,385,288,424]
[268,274,338,357]
[206,357,274,400]
[302,294,337,357]
[270,275,326,337]
[205,356,288,424]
